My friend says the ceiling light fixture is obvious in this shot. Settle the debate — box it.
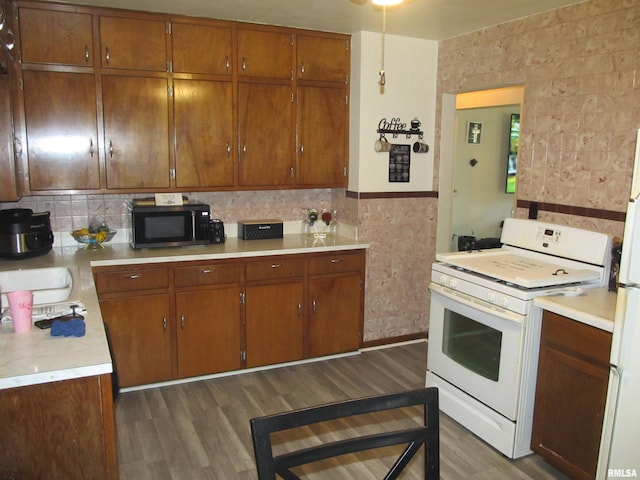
[373,0,403,88]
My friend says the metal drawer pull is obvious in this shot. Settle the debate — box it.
[108,140,114,157]
[105,46,110,65]
[226,56,230,71]
[162,316,167,331]
[330,258,343,263]
[89,138,95,158]
[298,303,302,315]
[201,268,215,274]
[226,142,231,157]
[181,315,185,329]
[125,274,141,279]
[271,264,282,269]
[84,45,89,63]
[312,300,317,313]
[242,57,246,72]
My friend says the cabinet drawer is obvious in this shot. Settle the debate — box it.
[309,251,364,275]
[174,263,242,287]
[541,311,612,365]
[245,257,305,281]
[94,267,169,294]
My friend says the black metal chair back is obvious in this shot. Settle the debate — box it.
[250,387,439,480]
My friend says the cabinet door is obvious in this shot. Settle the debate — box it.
[296,34,349,83]
[172,22,232,75]
[0,60,18,201]
[532,312,612,480]
[102,75,170,189]
[22,70,100,191]
[19,7,93,66]
[245,282,304,367]
[307,274,361,357]
[100,294,172,388]
[174,78,234,188]
[238,82,293,186]
[99,16,167,71]
[237,28,292,79]
[297,85,348,186]
[175,287,242,378]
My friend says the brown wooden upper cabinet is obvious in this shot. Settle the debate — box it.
[99,16,167,71]
[296,34,349,83]
[173,78,235,188]
[22,70,100,191]
[237,28,293,79]
[296,84,348,187]
[237,82,294,186]
[102,75,171,189]
[18,7,93,66]
[171,21,232,75]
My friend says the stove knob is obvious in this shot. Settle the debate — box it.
[501,297,510,308]
[488,292,497,303]
[439,275,447,285]
[449,279,457,289]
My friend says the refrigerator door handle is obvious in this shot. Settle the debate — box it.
[596,365,621,479]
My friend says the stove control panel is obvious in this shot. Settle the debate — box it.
[432,270,528,315]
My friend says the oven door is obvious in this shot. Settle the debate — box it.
[428,283,525,420]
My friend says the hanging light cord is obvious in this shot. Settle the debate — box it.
[379,5,386,86]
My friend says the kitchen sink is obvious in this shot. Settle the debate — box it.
[0,267,73,306]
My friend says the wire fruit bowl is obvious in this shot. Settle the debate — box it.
[71,229,117,249]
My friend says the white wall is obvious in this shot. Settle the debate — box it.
[349,31,438,193]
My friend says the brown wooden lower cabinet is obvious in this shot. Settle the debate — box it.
[531,311,612,480]
[0,374,118,479]
[94,250,365,388]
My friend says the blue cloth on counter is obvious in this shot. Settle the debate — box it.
[51,318,86,337]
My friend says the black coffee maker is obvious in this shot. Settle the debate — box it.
[0,208,54,259]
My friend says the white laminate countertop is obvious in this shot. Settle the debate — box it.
[533,286,617,332]
[0,235,369,390]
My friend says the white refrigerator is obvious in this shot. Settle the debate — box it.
[597,129,640,479]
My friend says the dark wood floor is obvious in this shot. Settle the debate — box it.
[115,341,568,479]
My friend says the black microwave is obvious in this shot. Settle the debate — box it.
[128,203,212,249]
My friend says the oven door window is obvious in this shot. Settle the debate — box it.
[443,310,501,381]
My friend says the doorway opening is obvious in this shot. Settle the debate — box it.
[437,86,524,253]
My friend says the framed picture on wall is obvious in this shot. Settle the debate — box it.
[467,121,482,144]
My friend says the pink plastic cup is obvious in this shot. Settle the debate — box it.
[7,290,33,333]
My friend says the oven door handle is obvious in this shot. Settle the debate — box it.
[429,282,525,324]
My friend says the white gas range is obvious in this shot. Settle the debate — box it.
[426,218,612,459]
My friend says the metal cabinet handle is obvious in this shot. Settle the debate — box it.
[300,61,305,76]
[84,45,89,63]
[242,57,246,72]
[108,140,113,157]
[271,264,282,269]
[298,303,302,315]
[330,258,343,264]
[180,314,185,330]
[312,300,317,313]
[105,46,110,65]
[89,138,95,158]
[226,142,231,157]
[162,316,167,331]
[225,56,230,72]
[125,274,141,279]
[13,136,22,158]
[201,268,215,274]
[242,144,247,157]
[300,145,304,156]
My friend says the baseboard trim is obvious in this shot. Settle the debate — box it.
[361,332,427,350]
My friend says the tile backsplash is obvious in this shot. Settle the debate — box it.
[0,188,353,246]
